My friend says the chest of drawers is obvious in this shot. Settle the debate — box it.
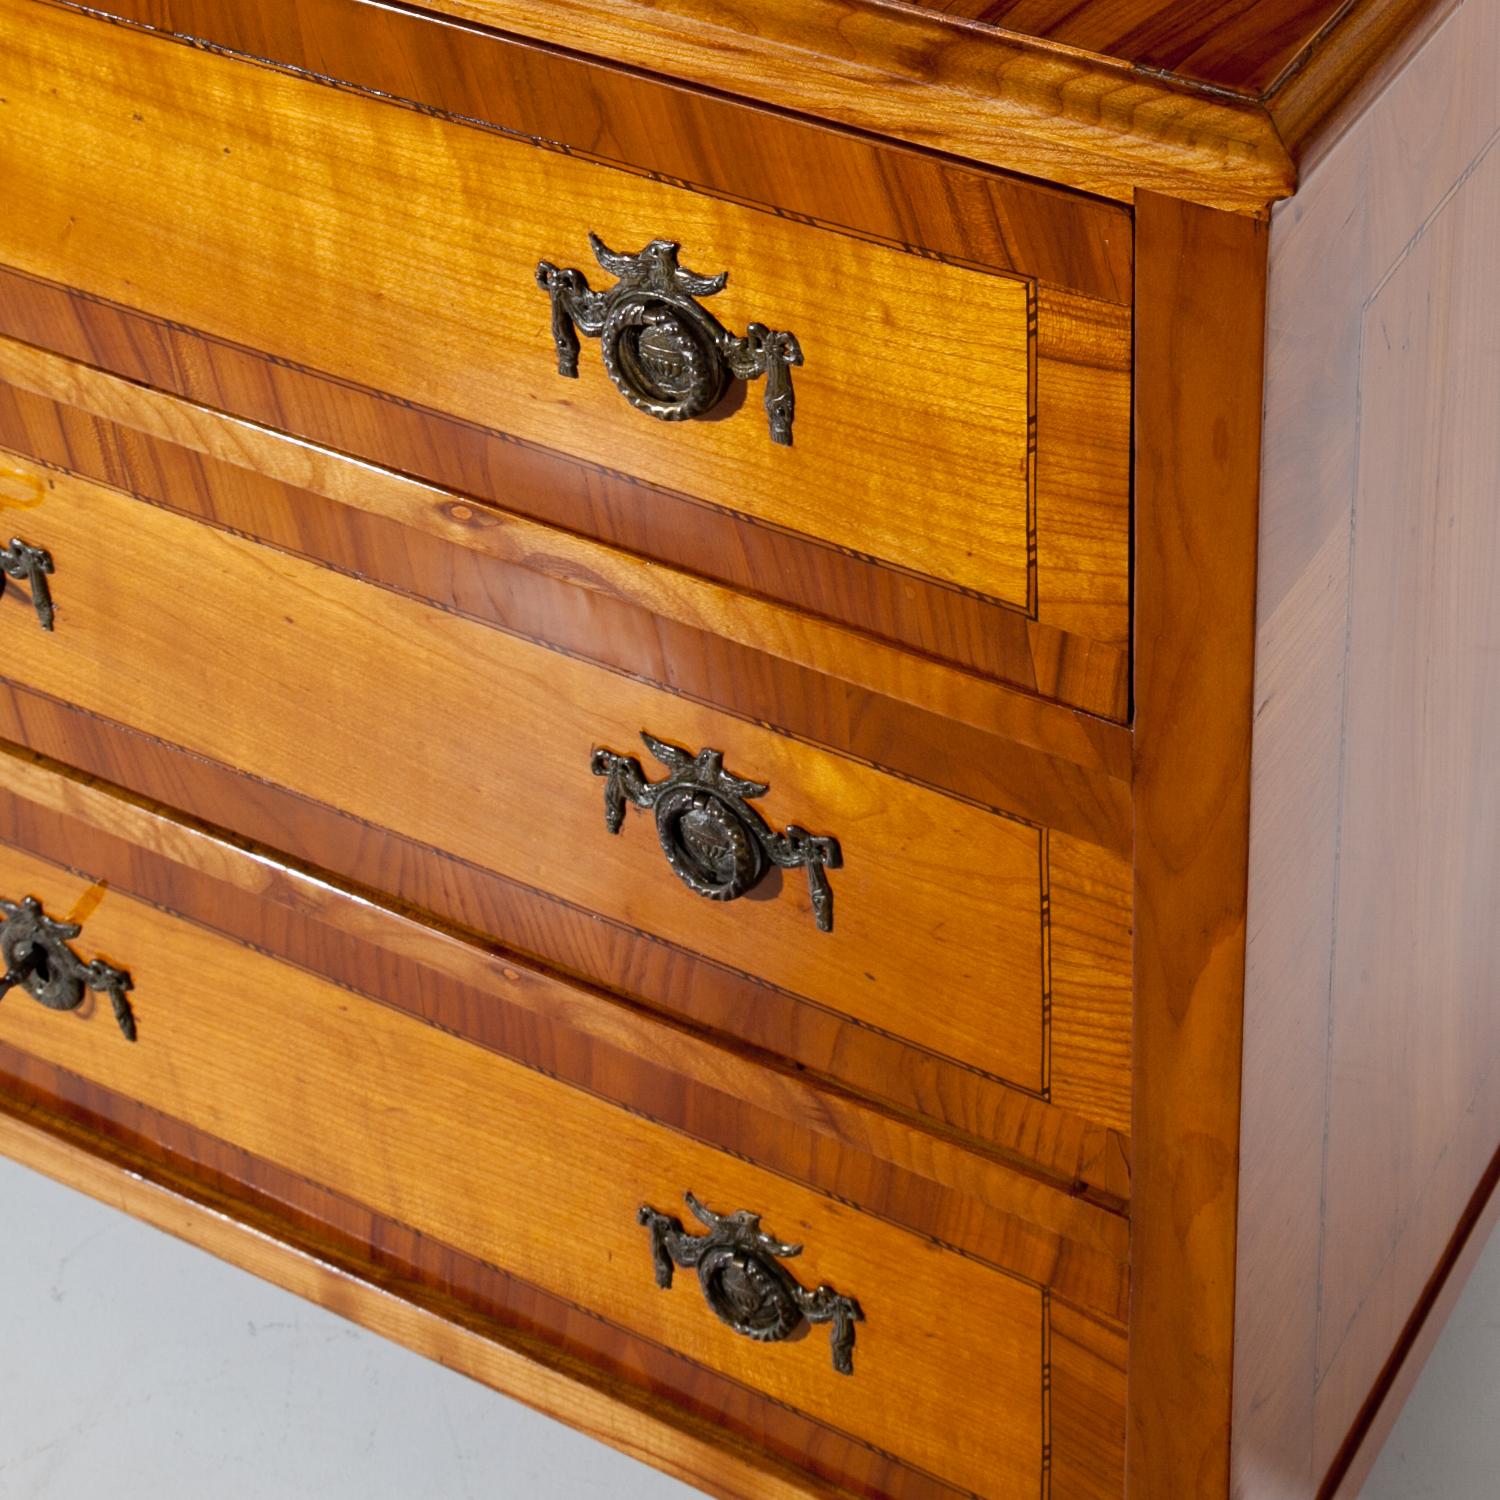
[0,0,1495,1495]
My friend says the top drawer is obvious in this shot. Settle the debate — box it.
[0,0,1134,719]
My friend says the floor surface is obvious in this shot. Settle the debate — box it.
[1,1152,1496,1497]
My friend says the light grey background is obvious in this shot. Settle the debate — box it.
[0,1151,1495,1498]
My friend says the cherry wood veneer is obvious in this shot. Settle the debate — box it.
[0,0,1134,717]
[1127,191,1268,1500]
[0,672,1139,1205]
[892,0,1357,93]
[38,0,1452,218]
[0,340,1134,794]
[0,746,1129,1500]
[390,0,1466,211]
[0,837,1050,1497]
[0,387,1135,1154]
[0,268,1130,723]
[0,0,1494,1497]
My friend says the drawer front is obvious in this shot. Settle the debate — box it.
[0,758,1128,1500]
[0,444,1133,1136]
[0,0,1133,717]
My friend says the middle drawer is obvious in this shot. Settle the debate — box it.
[0,393,1131,1163]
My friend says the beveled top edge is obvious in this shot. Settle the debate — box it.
[406,0,1297,213]
[850,0,1347,100]
[405,0,1456,212]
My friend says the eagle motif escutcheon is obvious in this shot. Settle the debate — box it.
[638,1193,864,1375]
[0,895,136,1041]
[590,733,842,931]
[536,233,803,445]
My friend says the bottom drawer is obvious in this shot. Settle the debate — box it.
[0,748,1125,1499]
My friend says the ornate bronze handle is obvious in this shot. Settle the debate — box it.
[591,733,842,931]
[0,896,136,1041]
[1,537,55,630]
[536,233,803,446]
[639,1193,863,1375]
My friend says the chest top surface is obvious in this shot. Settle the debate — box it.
[398,0,1451,212]
[868,0,1355,96]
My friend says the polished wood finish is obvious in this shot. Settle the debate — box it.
[892,0,1355,93]
[0,1101,861,1500]
[383,0,1297,211]
[902,0,1462,137]
[0,430,1135,1147]
[0,741,1131,1300]
[3,0,1496,1495]
[0,338,1133,776]
[1264,0,1466,169]
[1236,2,1500,1491]
[399,0,1459,213]
[31,0,1448,226]
[0,0,1133,684]
[0,1049,968,1500]
[0,267,1130,721]
[18,856,1063,1498]
[0,673,1136,1199]
[1128,192,1268,1498]
[0,1068,1130,1500]
[0,752,1129,1498]
[25,0,1136,303]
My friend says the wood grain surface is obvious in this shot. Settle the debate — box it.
[0,0,1132,637]
[0,809,1122,1497]
[364,0,1296,210]
[0,1097,875,1500]
[371,0,1458,212]
[0,740,1132,1301]
[0,677,1132,1188]
[893,0,1355,93]
[0,0,1139,712]
[46,0,1452,215]
[0,340,1133,781]
[0,267,1131,721]
[1129,192,1268,1499]
[1315,126,1500,1473]
[0,743,1136,1498]
[27,0,1136,303]
[1237,2,1500,1490]
[0,1050,974,1500]
[1264,0,1466,169]
[0,1057,1130,1500]
[4,0,1489,1496]
[0,439,1135,1143]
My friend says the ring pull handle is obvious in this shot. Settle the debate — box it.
[1,538,55,630]
[591,732,842,932]
[639,1193,863,1375]
[0,895,136,1041]
[537,233,803,446]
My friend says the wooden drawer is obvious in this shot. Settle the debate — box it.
[0,0,1133,719]
[0,423,1132,1163]
[0,747,1128,1499]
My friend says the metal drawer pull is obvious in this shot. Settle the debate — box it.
[0,537,55,630]
[591,732,842,932]
[536,233,803,446]
[0,896,136,1041]
[639,1193,863,1375]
